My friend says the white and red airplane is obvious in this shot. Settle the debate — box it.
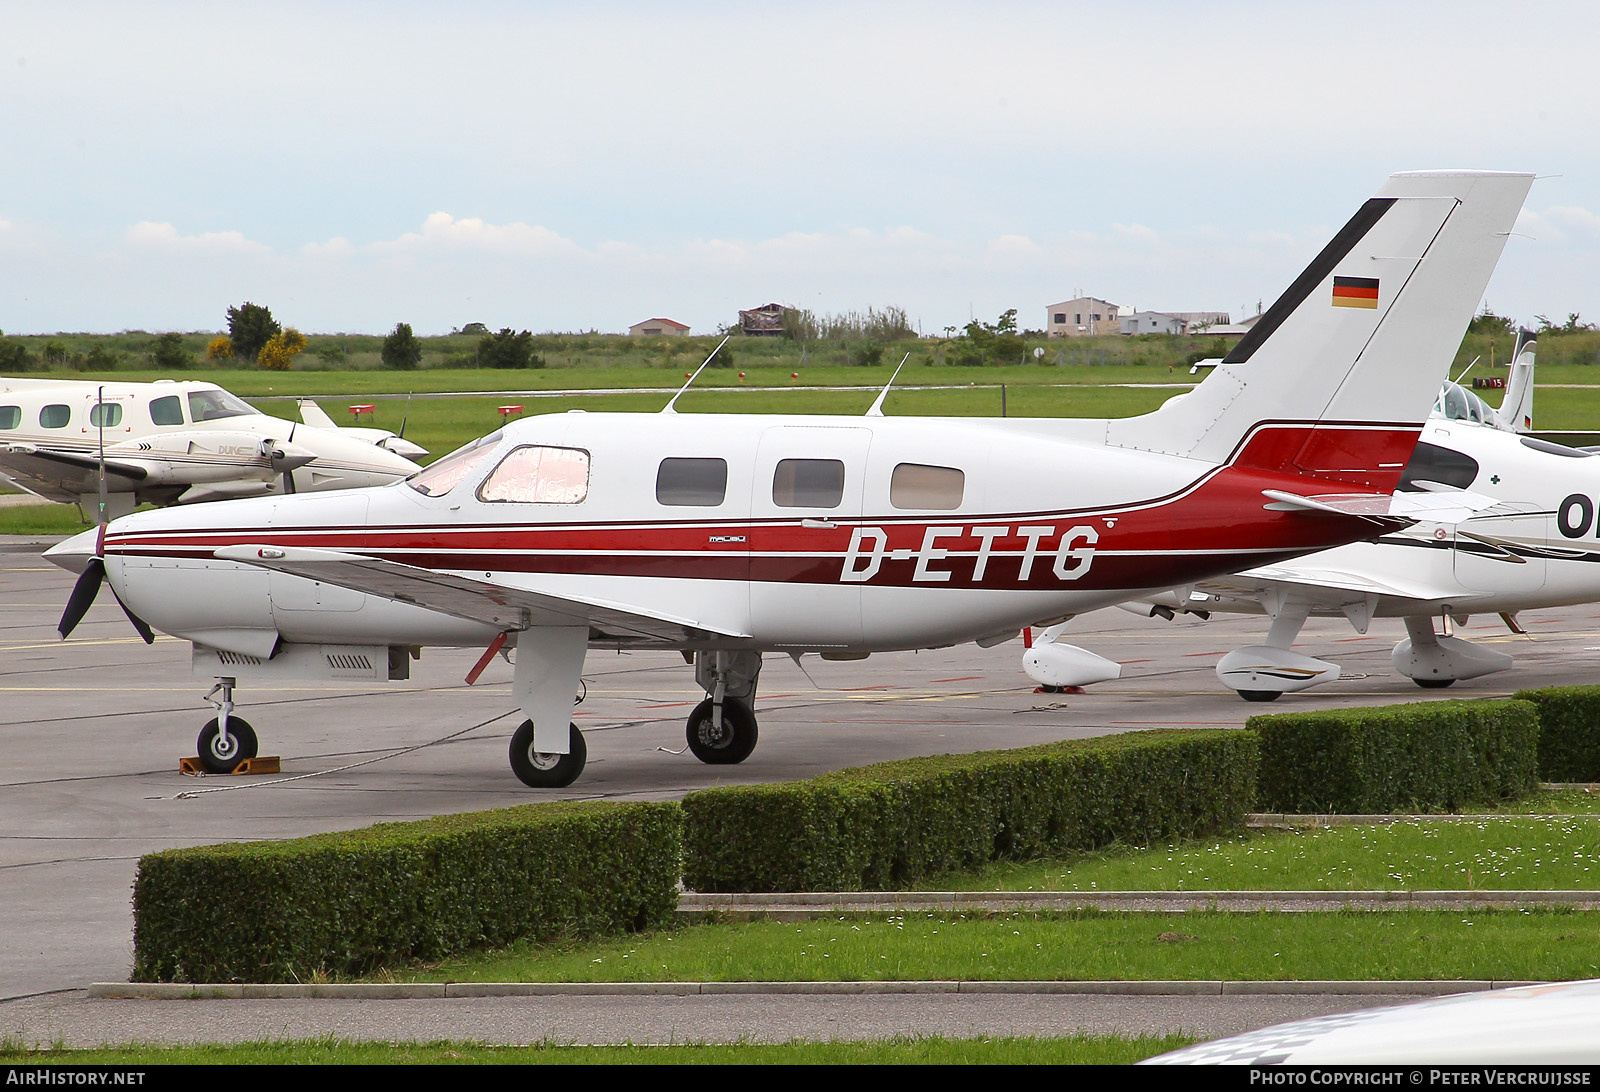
[46,170,1533,786]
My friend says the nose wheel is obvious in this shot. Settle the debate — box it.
[197,716,258,773]
[509,720,587,788]
[197,677,258,773]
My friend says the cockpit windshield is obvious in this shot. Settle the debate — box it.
[1431,381,1497,426]
[187,389,260,422]
[406,430,503,496]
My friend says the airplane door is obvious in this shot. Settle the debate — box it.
[79,393,134,442]
[748,425,872,647]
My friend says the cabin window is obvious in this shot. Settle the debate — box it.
[479,445,590,504]
[89,403,123,428]
[0,406,19,430]
[405,432,502,497]
[149,396,184,426]
[1397,441,1479,491]
[1520,436,1594,459]
[39,404,69,429]
[772,458,844,508]
[890,463,965,510]
[187,389,256,422]
[657,458,728,506]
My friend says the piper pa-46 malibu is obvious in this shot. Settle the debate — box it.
[0,378,422,517]
[47,170,1533,786]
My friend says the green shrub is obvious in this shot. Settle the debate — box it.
[682,730,1256,892]
[132,800,681,982]
[1251,699,1538,814]
[1512,685,1600,781]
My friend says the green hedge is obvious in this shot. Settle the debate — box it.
[1513,685,1600,781]
[1251,699,1539,814]
[133,800,681,983]
[681,730,1257,893]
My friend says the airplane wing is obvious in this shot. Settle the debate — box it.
[211,544,750,644]
[0,445,147,502]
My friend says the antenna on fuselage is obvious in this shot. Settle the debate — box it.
[661,336,731,414]
[865,353,912,417]
[1451,354,1482,386]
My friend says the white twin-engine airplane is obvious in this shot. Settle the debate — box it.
[1027,330,1600,701]
[46,170,1533,787]
[0,378,423,518]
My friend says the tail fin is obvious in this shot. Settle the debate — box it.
[1106,171,1533,476]
[1494,327,1536,432]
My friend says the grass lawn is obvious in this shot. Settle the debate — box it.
[0,1035,1195,1065]
[398,909,1600,985]
[937,816,1600,894]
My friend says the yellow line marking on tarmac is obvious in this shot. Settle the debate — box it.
[0,636,182,651]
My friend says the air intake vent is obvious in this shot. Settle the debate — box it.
[216,652,264,666]
[326,653,374,672]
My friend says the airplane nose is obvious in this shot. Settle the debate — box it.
[45,526,101,575]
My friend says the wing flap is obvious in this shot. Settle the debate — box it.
[212,544,748,643]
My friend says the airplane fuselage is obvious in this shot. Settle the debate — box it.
[98,409,1418,656]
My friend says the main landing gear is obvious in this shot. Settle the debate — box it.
[509,720,587,788]
[197,677,258,773]
[686,650,762,765]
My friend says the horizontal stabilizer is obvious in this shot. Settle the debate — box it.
[1260,490,1403,520]
[1210,564,1467,610]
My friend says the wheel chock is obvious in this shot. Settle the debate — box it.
[179,756,282,775]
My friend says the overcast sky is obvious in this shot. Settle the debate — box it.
[3,0,1597,336]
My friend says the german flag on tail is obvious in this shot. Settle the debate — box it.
[1332,275,1380,309]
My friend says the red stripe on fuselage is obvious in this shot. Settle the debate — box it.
[102,422,1422,594]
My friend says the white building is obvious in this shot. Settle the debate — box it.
[1119,311,1188,336]
[1046,298,1122,338]
[628,318,691,337]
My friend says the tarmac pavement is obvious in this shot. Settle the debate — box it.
[2,537,1597,1046]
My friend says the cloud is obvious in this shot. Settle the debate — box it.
[124,221,270,254]
[988,234,1041,257]
[302,237,355,258]
[371,213,583,258]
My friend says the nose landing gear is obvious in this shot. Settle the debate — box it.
[197,677,258,773]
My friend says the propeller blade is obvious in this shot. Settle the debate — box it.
[108,585,155,645]
[58,557,104,640]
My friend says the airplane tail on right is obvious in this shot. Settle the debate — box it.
[1106,171,1534,492]
[1495,327,1537,432]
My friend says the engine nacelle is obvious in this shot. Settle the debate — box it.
[1022,641,1122,688]
[1216,645,1339,696]
[1391,634,1512,683]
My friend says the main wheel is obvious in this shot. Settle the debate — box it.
[197,717,258,774]
[1413,678,1456,689]
[685,697,758,764]
[509,720,587,788]
[1236,689,1282,703]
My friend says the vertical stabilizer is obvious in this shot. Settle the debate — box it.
[1495,328,1537,432]
[1105,171,1533,474]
